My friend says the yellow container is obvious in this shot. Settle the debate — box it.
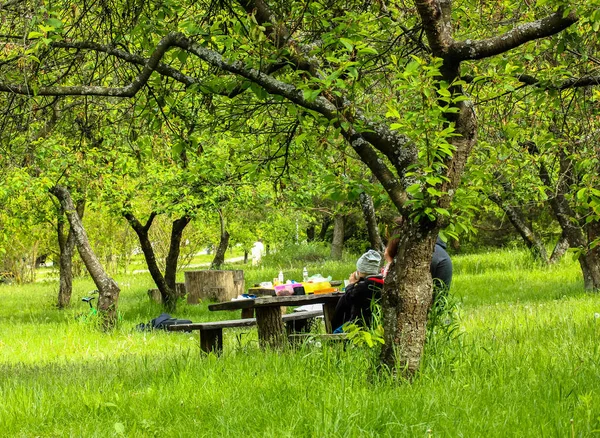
[314,287,336,294]
[302,281,331,294]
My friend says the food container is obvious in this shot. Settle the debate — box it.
[313,287,336,294]
[274,283,305,296]
[302,281,331,294]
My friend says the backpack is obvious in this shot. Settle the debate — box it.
[136,313,193,332]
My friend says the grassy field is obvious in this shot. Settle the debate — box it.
[1,249,599,437]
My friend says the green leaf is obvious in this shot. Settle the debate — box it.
[114,423,125,435]
[250,83,267,100]
[177,51,188,64]
[339,38,354,51]
[406,184,421,195]
[302,89,321,102]
[357,46,378,56]
[46,18,63,29]
[172,140,185,155]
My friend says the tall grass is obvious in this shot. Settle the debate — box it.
[1,248,599,436]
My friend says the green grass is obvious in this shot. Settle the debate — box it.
[1,249,599,437]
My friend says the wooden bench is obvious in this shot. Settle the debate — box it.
[168,309,323,354]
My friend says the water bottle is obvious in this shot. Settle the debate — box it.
[278,270,284,284]
[302,267,309,282]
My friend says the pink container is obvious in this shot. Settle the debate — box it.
[274,283,304,296]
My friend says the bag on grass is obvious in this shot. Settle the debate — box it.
[136,313,193,332]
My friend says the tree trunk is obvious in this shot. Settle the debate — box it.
[549,234,569,264]
[28,241,38,283]
[376,1,478,374]
[535,156,600,290]
[380,224,437,375]
[124,211,190,312]
[244,250,248,264]
[318,215,332,241]
[211,232,230,269]
[579,252,600,291]
[330,214,345,260]
[50,186,120,329]
[306,225,315,242]
[164,216,192,290]
[211,209,229,269]
[582,221,600,290]
[488,192,548,262]
[359,191,385,253]
[57,199,85,309]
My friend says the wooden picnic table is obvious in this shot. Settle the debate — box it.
[208,292,344,349]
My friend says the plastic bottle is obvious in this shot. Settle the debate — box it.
[302,267,309,282]
[278,270,284,284]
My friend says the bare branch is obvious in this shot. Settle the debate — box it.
[559,76,600,89]
[0,0,27,9]
[451,10,578,61]
[0,33,181,96]
[464,73,600,90]
[51,41,198,87]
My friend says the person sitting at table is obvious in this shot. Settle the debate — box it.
[382,218,453,302]
[331,249,384,333]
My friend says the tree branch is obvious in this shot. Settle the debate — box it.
[0,0,26,9]
[450,10,578,61]
[559,76,600,89]
[237,0,289,48]
[0,33,181,96]
[413,0,454,57]
[464,73,600,90]
[51,41,198,87]
[0,31,410,208]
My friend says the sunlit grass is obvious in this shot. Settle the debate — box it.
[1,248,599,436]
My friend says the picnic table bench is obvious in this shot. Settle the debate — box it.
[208,292,344,350]
[168,309,324,354]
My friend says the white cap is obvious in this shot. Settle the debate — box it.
[356,250,381,275]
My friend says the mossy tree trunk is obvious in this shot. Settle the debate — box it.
[50,185,120,329]
[330,214,345,260]
[56,198,85,309]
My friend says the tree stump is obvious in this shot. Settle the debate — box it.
[148,288,162,303]
[255,306,286,350]
[176,282,186,298]
[148,282,186,303]
[185,270,244,304]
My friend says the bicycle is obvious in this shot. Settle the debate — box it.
[76,290,98,322]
